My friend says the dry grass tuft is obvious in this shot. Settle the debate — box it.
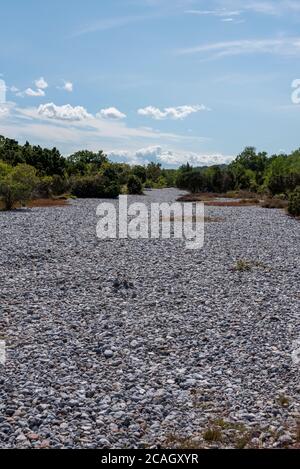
[0,198,70,210]
[203,428,223,442]
[261,198,288,209]
[233,259,270,272]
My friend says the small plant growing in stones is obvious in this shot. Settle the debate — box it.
[278,394,290,407]
[234,259,252,272]
[235,433,252,449]
[233,259,270,272]
[203,427,222,442]
[288,187,300,217]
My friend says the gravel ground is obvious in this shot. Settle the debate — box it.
[0,188,299,449]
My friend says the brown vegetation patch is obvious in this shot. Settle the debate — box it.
[28,198,70,208]
[205,199,260,207]
[177,193,260,206]
[261,198,288,209]
[0,198,70,210]
[177,191,261,203]
[177,193,225,202]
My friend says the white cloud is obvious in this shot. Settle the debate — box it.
[108,149,150,165]
[98,107,127,119]
[186,9,241,17]
[1,100,207,157]
[108,145,233,167]
[10,86,19,93]
[25,88,46,97]
[63,81,73,92]
[138,105,209,120]
[34,77,48,90]
[38,102,91,121]
[177,37,300,58]
[157,148,234,166]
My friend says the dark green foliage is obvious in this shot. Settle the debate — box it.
[176,168,206,193]
[1,135,300,205]
[175,147,300,197]
[71,174,120,199]
[0,136,66,176]
[146,162,162,183]
[127,175,143,195]
[0,162,38,210]
[67,150,107,175]
[132,165,147,183]
[288,187,300,216]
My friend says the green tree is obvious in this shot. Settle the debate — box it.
[0,163,38,210]
[132,165,147,183]
[127,175,143,195]
[288,187,300,216]
[68,150,107,175]
[146,162,161,183]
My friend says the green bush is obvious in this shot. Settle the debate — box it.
[34,176,53,198]
[132,165,147,183]
[288,187,300,217]
[0,163,38,210]
[127,175,143,195]
[71,175,120,198]
[144,179,154,189]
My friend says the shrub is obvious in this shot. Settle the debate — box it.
[203,428,222,442]
[144,179,154,189]
[288,187,300,217]
[34,176,53,198]
[0,163,38,210]
[261,198,287,209]
[71,175,120,198]
[132,165,147,183]
[127,175,143,195]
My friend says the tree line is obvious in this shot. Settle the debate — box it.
[0,135,176,209]
[0,136,300,215]
[176,146,300,196]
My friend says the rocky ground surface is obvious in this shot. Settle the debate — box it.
[0,188,299,449]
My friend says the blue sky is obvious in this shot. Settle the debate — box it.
[0,0,300,167]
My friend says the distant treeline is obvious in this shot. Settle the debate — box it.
[0,135,176,209]
[0,135,300,212]
[176,147,300,196]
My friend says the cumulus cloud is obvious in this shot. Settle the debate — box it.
[24,88,46,97]
[98,107,127,119]
[63,81,73,92]
[37,102,91,121]
[108,150,148,165]
[156,148,234,166]
[109,145,233,167]
[34,77,48,90]
[137,105,209,120]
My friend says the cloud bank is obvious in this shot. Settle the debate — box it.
[38,103,91,121]
[138,105,209,120]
